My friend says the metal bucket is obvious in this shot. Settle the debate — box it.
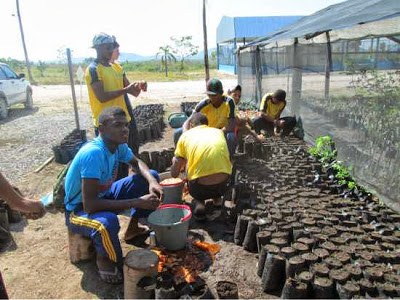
[147,204,192,251]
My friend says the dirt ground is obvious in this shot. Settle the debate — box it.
[0,76,273,299]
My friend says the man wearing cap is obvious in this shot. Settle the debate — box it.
[252,89,297,137]
[86,33,146,139]
[174,78,237,158]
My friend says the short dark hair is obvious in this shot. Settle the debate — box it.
[232,85,242,92]
[274,89,286,101]
[190,113,208,126]
[98,107,126,125]
[228,84,242,94]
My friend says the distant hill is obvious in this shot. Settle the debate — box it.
[118,52,156,62]
[46,48,216,64]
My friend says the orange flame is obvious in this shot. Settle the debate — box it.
[175,266,196,283]
[194,240,221,256]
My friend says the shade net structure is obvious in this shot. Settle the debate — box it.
[237,0,400,209]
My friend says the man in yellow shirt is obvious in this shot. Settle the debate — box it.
[174,78,237,158]
[252,89,296,137]
[85,33,146,131]
[170,113,232,220]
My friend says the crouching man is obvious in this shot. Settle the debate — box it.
[252,89,297,137]
[64,107,163,284]
[170,113,232,220]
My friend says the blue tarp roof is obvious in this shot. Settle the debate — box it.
[217,16,304,44]
[241,0,400,49]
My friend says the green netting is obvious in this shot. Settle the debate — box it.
[237,35,400,209]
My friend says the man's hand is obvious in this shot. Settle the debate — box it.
[18,199,46,219]
[127,82,141,97]
[257,134,265,141]
[139,81,147,92]
[277,119,285,127]
[137,194,160,210]
[149,181,163,199]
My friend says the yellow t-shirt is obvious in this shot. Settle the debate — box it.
[85,61,131,127]
[175,125,232,181]
[260,93,285,119]
[195,96,235,128]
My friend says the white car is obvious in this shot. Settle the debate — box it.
[0,62,33,119]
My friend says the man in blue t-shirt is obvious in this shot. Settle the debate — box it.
[64,107,163,284]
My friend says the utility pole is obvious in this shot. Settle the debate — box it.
[202,0,210,82]
[16,0,35,84]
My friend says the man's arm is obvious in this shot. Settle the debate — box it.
[222,98,237,132]
[91,81,136,103]
[261,112,276,122]
[222,118,236,132]
[82,178,159,214]
[123,75,147,97]
[0,172,45,218]
[129,157,163,197]
[171,157,186,178]
[275,102,286,121]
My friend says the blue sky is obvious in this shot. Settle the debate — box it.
[1,0,345,61]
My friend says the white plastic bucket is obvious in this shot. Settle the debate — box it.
[147,204,192,251]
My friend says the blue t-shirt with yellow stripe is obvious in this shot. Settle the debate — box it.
[64,137,134,212]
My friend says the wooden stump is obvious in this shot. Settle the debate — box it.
[124,249,159,299]
[68,229,95,263]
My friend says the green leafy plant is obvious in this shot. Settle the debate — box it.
[309,136,361,191]
[170,36,199,72]
[308,136,337,165]
[36,60,47,77]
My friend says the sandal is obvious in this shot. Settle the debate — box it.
[97,266,123,285]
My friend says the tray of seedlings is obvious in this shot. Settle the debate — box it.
[231,135,400,299]
[133,104,165,145]
[52,129,87,164]
[180,102,198,117]
[137,148,175,173]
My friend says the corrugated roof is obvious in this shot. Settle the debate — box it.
[242,0,400,48]
[217,16,304,44]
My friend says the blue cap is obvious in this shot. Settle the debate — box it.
[92,33,115,48]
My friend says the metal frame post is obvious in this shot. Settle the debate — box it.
[67,48,81,131]
[325,32,332,102]
[291,38,302,116]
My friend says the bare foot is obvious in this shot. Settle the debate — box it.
[124,217,149,242]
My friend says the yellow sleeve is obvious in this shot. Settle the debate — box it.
[174,134,186,159]
[260,93,273,111]
[86,64,103,85]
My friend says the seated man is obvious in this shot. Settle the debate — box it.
[174,78,237,158]
[252,89,297,137]
[64,107,162,284]
[170,113,232,220]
